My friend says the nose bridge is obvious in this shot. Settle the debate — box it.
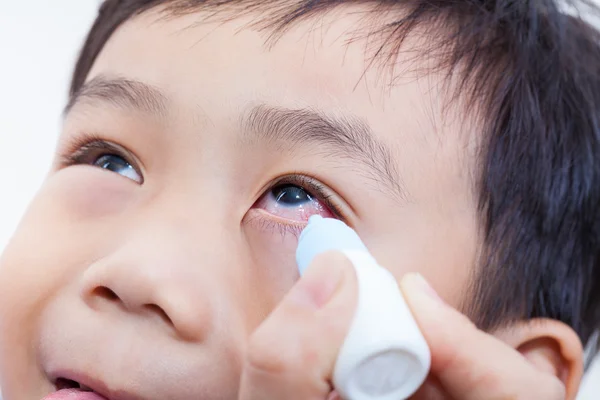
[81,216,239,342]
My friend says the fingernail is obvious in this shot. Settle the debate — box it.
[411,273,446,305]
[289,253,347,309]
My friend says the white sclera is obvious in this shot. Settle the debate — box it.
[296,216,431,400]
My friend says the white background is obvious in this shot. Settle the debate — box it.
[0,1,598,398]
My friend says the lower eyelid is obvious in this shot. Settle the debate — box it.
[244,208,306,238]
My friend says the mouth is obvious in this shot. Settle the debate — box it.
[42,376,111,400]
[55,377,95,392]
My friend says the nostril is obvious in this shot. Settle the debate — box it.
[93,286,120,301]
[145,303,173,326]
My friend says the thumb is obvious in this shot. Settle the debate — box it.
[239,251,358,400]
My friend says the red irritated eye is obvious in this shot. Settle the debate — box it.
[254,184,335,222]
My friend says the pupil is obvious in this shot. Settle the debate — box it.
[96,155,130,172]
[272,185,312,206]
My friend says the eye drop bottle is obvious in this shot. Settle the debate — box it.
[296,216,431,400]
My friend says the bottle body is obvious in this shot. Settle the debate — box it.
[296,216,431,400]
[332,250,430,400]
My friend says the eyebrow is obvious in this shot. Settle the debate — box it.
[65,76,168,117]
[243,105,406,201]
[66,77,405,202]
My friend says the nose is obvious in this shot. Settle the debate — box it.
[80,224,225,342]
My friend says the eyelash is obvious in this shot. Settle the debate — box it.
[60,133,142,175]
[59,135,347,223]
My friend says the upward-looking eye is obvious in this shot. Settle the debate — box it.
[93,154,142,183]
[62,138,143,184]
[254,177,337,222]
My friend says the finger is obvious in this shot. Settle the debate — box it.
[410,375,449,400]
[400,274,566,400]
[239,251,357,400]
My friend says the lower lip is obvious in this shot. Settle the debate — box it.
[42,389,109,400]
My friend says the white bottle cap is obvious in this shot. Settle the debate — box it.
[296,216,431,400]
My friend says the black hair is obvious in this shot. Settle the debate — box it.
[71,0,600,364]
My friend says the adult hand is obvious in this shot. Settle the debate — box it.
[238,251,574,400]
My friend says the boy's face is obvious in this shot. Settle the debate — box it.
[0,6,480,399]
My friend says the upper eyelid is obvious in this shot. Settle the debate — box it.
[60,136,145,174]
[67,142,145,185]
[68,142,120,162]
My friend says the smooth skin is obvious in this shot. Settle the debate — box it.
[0,4,584,400]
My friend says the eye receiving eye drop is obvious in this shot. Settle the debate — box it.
[296,216,431,400]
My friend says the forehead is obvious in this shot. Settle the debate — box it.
[89,5,473,129]
[93,5,399,94]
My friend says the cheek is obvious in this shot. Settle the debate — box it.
[243,222,301,311]
[57,167,139,218]
[366,207,479,310]
[0,169,137,320]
